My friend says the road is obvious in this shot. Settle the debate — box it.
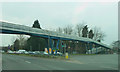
[2,54,118,70]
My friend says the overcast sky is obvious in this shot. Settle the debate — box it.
[0,2,118,46]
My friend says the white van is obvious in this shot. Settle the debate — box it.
[17,50,26,54]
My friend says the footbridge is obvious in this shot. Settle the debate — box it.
[0,21,112,54]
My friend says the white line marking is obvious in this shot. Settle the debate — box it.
[25,61,31,63]
[66,60,83,64]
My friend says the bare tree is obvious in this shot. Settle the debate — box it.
[93,27,100,41]
[76,22,85,37]
[56,27,63,33]
[11,36,16,45]
[10,36,17,50]
[93,27,106,42]
[63,25,73,35]
[98,31,106,41]
[17,34,27,49]
[62,25,73,53]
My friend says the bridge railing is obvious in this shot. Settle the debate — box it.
[0,21,112,49]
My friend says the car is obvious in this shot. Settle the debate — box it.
[16,50,27,54]
[24,51,29,54]
[43,51,48,55]
[39,51,43,54]
[28,51,34,54]
[7,50,14,54]
[15,51,22,54]
[33,51,40,54]
[56,52,62,56]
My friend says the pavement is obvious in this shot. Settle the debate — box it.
[2,54,118,70]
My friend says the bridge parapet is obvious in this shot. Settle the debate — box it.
[0,21,112,50]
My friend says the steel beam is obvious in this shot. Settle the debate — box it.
[55,39,60,54]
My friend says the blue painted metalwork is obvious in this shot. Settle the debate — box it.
[51,39,55,54]
[1,29,49,38]
[45,38,49,53]
[91,42,110,49]
[90,43,92,54]
[1,29,111,51]
[57,40,60,49]
[47,37,50,54]
[49,38,52,48]
[56,39,60,54]
[60,40,62,53]
[0,23,113,55]
[52,40,54,49]
[49,37,53,54]
[1,21,112,50]
[86,43,89,54]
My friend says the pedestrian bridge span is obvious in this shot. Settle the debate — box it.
[0,21,112,54]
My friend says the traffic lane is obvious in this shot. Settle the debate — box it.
[2,54,117,70]
[69,54,118,70]
[2,54,47,70]
[2,54,118,70]
[2,54,87,70]
[2,54,67,69]
[70,54,118,63]
[69,54,118,64]
[3,54,79,70]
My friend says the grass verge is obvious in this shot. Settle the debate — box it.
[5,53,66,60]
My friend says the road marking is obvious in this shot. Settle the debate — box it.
[25,61,31,63]
[66,60,83,64]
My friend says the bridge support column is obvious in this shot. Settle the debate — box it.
[95,44,98,54]
[90,43,92,54]
[50,39,55,54]
[71,41,75,54]
[60,39,63,54]
[45,38,49,54]
[56,39,60,54]
[86,42,89,54]
[52,40,55,54]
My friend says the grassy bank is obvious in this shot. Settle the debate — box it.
[4,53,66,60]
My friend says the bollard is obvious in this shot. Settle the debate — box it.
[65,52,68,59]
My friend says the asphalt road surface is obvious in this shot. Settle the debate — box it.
[2,54,118,70]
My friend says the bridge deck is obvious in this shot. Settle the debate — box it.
[0,21,112,49]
